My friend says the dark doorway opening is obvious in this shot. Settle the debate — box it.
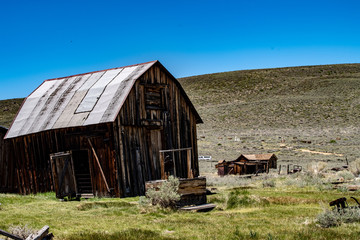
[72,150,93,195]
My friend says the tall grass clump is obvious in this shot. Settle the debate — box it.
[262,179,276,188]
[8,224,36,239]
[226,189,268,209]
[145,176,180,209]
[336,170,355,181]
[227,190,252,209]
[207,175,251,187]
[317,208,360,228]
[307,161,327,176]
[282,172,331,190]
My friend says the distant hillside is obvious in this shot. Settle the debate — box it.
[1,64,360,166]
[0,98,23,128]
[179,64,360,130]
[178,64,360,165]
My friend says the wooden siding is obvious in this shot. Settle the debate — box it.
[7,124,119,197]
[0,128,16,192]
[6,62,201,197]
[113,63,200,197]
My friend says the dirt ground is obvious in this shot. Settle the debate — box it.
[197,126,360,176]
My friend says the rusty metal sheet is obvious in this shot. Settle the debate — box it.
[5,61,156,139]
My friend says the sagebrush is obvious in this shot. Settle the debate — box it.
[145,176,180,209]
[317,208,360,228]
[8,224,36,239]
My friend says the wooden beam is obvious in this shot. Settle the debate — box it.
[0,229,23,240]
[180,203,216,212]
[25,225,49,240]
[87,138,111,193]
[159,147,192,153]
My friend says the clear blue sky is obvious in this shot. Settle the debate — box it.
[1,0,359,99]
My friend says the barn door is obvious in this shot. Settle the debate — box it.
[50,152,77,198]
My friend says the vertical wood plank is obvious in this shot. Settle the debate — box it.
[187,149,192,178]
[160,152,165,180]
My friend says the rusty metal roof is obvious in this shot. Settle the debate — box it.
[5,61,156,139]
[240,154,277,161]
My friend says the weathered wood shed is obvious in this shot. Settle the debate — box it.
[4,60,203,198]
[235,154,277,174]
[216,154,277,176]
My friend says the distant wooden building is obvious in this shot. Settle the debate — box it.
[4,60,203,198]
[216,154,277,176]
[0,126,16,192]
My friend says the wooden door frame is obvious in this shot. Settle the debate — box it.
[49,151,77,198]
[72,149,94,194]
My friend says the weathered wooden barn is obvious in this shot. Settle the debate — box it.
[4,60,203,198]
[0,126,16,192]
[216,154,277,176]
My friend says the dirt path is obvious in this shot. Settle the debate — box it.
[296,149,343,157]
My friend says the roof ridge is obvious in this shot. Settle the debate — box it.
[45,60,158,82]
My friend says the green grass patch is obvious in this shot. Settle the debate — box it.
[2,183,360,239]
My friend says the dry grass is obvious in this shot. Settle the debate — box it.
[1,173,360,239]
[179,64,360,168]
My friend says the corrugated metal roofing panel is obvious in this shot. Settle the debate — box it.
[41,75,91,131]
[5,61,156,139]
[52,75,92,129]
[6,80,62,138]
[100,63,150,123]
[75,69,123,113]
[84,65,138,125]
[29,76,75,134]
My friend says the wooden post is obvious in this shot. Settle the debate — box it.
[88,138,110,193]
[26,225,49,240]
[278,165,282,175]
[160,152,165,180]
[266,162,269,174]
[172,151,176,177]
[159,147,192,179]
[287,164,290,175]
[187,149,192,178]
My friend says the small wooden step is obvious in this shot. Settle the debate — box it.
[78,193,94,199]
[180,203,216,212]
